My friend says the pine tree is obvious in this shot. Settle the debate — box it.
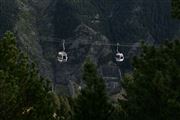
[172,0,180,19]
[0,31,57,120]
[0,31,20,120]
[121,40,180,120]
[57,96,72,120]
[0,70,19,120]
[73,59,113,120]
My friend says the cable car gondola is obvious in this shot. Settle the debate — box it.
[57,40,68,63]
[115,43,124,62]
[57,51,68,62]
[41,37,137,63]
[115,52,124,62]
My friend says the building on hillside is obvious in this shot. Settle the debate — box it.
[100,65,122,95]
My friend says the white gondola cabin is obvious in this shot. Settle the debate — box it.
[57,51,68,62]
[115,52,124,62]
[57,40,68,63]
[115,43,124,62]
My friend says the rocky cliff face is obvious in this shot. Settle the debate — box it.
[0,0,180,95]
[53,0,179,43]
[14,0,54,80]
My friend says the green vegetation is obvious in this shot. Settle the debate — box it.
[172,0,180,19]
[0,0,180,120]
[0,31,180,120]
[0,32,56,120]
[120,40,180,120]
[73,59,113,120]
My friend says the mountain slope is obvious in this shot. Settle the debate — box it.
[0,0,180,95]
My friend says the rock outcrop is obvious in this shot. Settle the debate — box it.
[13,0,54,80]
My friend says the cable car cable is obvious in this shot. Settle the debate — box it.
[40,39,141,48]
[40,37,142,63]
